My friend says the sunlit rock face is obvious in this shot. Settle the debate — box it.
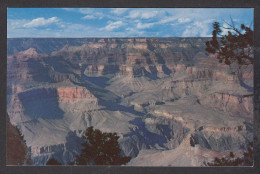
[7,38,253,166]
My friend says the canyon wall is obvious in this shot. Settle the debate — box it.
[7,38,253,166]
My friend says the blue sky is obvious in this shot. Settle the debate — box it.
[7,8,253,38]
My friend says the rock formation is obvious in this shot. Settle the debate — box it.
[7,38,253,166]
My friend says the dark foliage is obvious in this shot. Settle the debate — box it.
[6,114,32,165]
[74,126,131,165]
[207,142,253,166]
[46,158,62,165]
[205,19,253,66]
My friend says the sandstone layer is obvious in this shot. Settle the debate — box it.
[7,38,253,166]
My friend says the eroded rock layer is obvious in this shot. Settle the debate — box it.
[7,38,253,166]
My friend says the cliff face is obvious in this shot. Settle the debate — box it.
[201,93,253,117]
[49,38,205,66]
[7,38,253,166]
[57,87,97,103]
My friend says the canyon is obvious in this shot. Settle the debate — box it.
[7,38,253,166]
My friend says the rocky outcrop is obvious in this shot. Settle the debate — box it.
[17,87,97,104]
[48,38,209,68]
[7,49,51,83]
[57,87,97,103]
[190,128,252,152]
[18,48,39,59]
[8,94,25,125]
[186,67,235,81]
[8,86,98,124]
[84,64,120,76]
[119,117,190,158]
[201,93,253,118]
[29,131,82,165]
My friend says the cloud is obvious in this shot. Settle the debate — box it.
[181,20,213,37]
[102,21,124,31]
[55,24,91,37]
[82,15,96,20]
[78,8,94,14]
[8,8,253,38]
[178,17,191,23]
[79,9,104,20]
[128,10,158,19]
[23,17,59,28]
[111,8,128,15]
[136,22,155,29]
[126,27,145,36]
[158,16,178,24]
[8,19,27,29]
[62,8,77,12]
